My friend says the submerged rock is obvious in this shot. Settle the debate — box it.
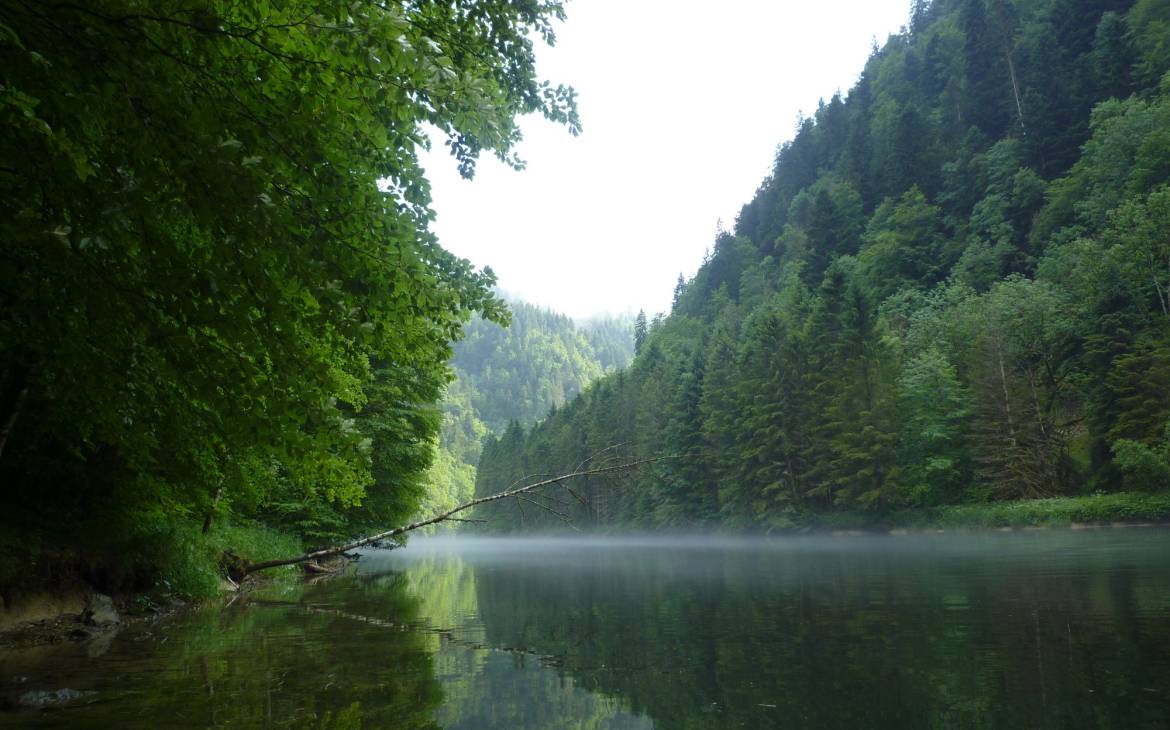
[17,688,94,708]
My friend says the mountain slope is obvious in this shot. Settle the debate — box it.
[418,301,635,520]
[475,0,1170,531]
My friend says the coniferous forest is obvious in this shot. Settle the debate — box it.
[475,0,1170,531]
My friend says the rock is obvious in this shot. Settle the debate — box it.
[18,688,93,708]
[82,593,119,626]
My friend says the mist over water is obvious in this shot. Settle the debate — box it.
[368,529,1127,559]
[7,529,1170,727]
[372,530,1170,727]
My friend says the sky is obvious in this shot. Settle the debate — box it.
[420,0,913,320]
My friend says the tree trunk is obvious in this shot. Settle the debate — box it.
[242,457,658,576]
[989,0,1026,136]
[202,481,225,534]
[997,344,1017,447]
[1003,46,1026,136]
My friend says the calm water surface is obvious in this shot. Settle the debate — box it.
[4,529,1170,728]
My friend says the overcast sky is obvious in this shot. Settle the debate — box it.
[420,0,912,320]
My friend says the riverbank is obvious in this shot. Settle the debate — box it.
[0,518,304,650]
[802,492,1170,532]
[7,492,1170,644]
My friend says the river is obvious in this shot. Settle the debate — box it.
[4,529,1170,727]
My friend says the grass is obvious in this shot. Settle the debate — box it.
[153,520,304,600]
[0,510,305,604]
[804,492,1170,532]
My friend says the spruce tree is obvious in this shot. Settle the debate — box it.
[634,310,648,355]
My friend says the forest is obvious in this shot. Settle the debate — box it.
[0,0,582,596]
[6,2,1170,725]
[474,0,1170,531]
[3,0,1170,600]
[416,301,633,525]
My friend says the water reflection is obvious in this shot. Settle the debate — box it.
[375,531,1170,729]
[5,531,1170,728]
[2,572,443,728]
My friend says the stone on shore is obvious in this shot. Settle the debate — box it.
[82,594,119,626]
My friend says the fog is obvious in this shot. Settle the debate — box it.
[356,529,1139,573]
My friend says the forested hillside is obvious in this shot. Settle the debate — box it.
[476,0,1170,531]
[416,301,634,523]
[452,303,633,432]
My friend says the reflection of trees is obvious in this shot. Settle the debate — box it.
[470,537,1170,729]
[396,556,652,730]
[56,573,444,728]
[28,537,1170,728]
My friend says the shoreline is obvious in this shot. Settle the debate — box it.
[0,571,291,654]
[794,492,1170,534]
[6,492,1169,647]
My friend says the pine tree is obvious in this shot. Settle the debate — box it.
[729,299,817,522]
[659,352,714,524]
[1092,12,1139,101]
[959,0,1013,138]
[634,310,648,355]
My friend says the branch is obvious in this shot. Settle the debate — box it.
[241,456,660,575]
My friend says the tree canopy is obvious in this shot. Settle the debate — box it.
[0,0,577,558]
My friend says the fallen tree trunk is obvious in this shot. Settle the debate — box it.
[242,457,655,576]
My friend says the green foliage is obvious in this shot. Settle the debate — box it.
[922,492,1170,528]
[0,1,576,574]
[859,187,947,300]
[452,301,632,432]
[156,519,304,599]
[1113,420,1170,490]
[897,348,972,506]
[478,0,1170,533]
[419,300,633,528]
[633,310,648,355]
[8,0,1169,547]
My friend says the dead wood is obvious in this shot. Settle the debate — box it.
[241,456,657,576]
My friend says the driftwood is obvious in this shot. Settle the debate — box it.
[241,456,655,576]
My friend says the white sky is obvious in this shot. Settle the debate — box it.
[421,0,912,320]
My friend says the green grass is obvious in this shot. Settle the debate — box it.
[153,520,304,600]
[804,492,1170,532]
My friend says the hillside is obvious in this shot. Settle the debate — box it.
[475,0,1170,531]
[417,301,634,521]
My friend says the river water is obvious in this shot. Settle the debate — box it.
[4,529,1170,728]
